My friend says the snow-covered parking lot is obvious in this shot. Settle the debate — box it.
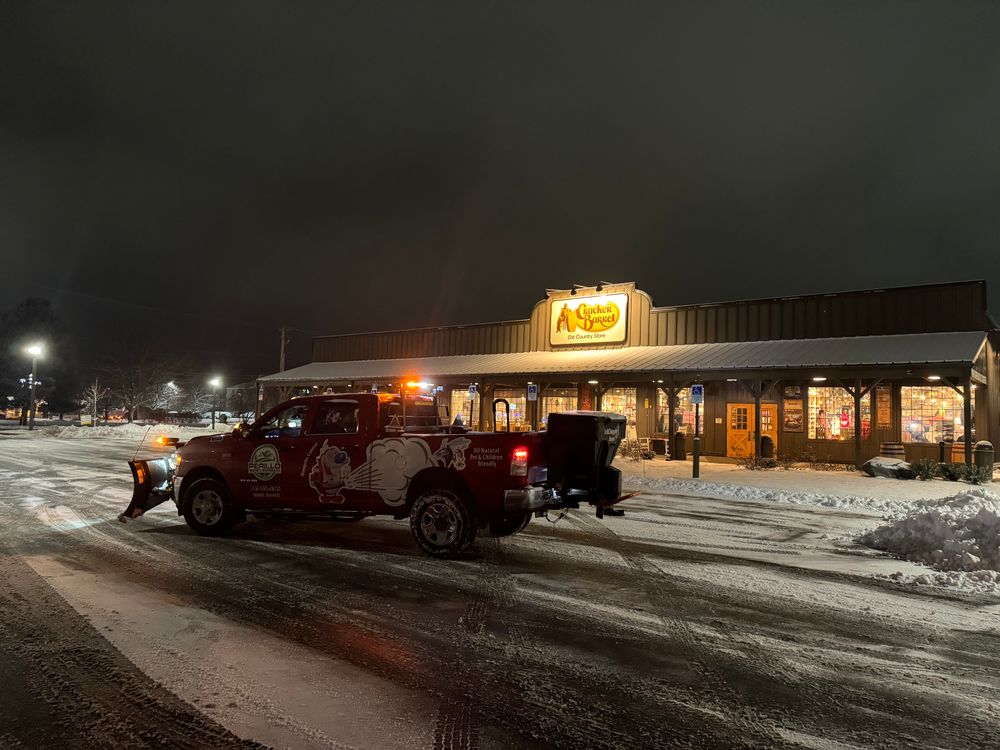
[1,426,998,749]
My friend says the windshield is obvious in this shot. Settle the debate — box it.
[255,403,309,438]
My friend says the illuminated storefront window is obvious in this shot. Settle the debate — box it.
[449,388,480,430]
[807,387,871,441]
[655,389,704,435]
[901,386,970,444]
[539,387,578,428]
[601,387,637,438]
[493,387,529,431]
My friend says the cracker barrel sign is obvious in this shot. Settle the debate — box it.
[550,292,629,346]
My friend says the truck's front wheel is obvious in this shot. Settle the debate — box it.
[182,477,239,536]
[409,487,477,558]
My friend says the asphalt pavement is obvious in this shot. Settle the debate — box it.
[0,431,997,749]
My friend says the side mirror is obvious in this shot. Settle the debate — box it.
[233,423,251,439]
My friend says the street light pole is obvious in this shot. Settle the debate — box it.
[28,355,37,430]
[24,343,43,431]
[209,376,222,430]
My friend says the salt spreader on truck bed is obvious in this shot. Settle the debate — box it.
[121,392,633,557]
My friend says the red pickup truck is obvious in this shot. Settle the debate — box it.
[123,392,630,557]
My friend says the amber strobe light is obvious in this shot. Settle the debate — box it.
[511,446,529,476]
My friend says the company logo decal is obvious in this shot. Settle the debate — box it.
[248,444,282,481]
[550,292,628,346]
[307,436,472,506]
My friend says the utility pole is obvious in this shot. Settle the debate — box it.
[279,326,291,372]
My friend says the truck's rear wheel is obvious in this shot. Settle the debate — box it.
[488,512,532,537]
[182,477,239,536]
[409,487,477,558]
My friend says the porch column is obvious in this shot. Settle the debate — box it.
[594,382,611,411]
[753,378,762,459]
[964,371,973,465]
[478,380,494,431]
[667,380,677,458]
[657,379,680,460]
[531,382,551,430]
[853,377,863,471]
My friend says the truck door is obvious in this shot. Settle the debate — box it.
[233,401,314,509]
[300,398,371,508]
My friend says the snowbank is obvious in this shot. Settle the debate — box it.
[623,473,920,517]
[38,423,227,439]
[40,423,152,438]
[859,487,1000,575]
[616,457,970,506]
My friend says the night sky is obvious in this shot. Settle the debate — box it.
[2,2,999,382]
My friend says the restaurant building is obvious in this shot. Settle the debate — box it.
[259,280,999,467]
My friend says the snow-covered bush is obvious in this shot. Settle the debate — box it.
[964,464,992,485]
[938,463,965,482]
[910,458,939,481]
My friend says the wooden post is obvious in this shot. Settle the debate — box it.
[657,379,681,460]
[532,382,551,430]
[753,378,763,459]
[479,380,492,431]
[853,377,863,471]
[595,382,611,412]
[964,372,973,465]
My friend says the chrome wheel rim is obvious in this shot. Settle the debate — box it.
[191,489,224,526]
[419,494,461,548]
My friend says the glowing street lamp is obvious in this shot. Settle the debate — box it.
[209,376,222,429]
[23,343,44,431]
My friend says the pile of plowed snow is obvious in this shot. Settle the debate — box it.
[626,474,909,516]
[39,424,225,439]
[859,487,1000,576]
[40,424,152,438]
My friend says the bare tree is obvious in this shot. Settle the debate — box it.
[108,350,173,422]
[158,375,215,417]
[177,383,214,415]
[81,377,109,425]
[148,382,177,412]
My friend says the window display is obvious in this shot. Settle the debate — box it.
[901,386,970,444]
[807,387,870,441]
[655,388,703,434]
[540,387,578,428]
[493,387,529,431]
[449,388,479,430]
[602,387,637,438]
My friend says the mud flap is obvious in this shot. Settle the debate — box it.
[120,458,175,522]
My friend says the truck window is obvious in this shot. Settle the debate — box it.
[312,400,359,435]
[257,403,309,439]
[380,398,443,431]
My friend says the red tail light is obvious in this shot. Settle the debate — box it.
[511,446,528,476]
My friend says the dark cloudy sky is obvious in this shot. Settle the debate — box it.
[2,1,999,381]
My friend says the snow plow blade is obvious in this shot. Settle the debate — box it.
[119,458,175,522]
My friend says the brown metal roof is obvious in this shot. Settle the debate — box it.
[261,331,987,384]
